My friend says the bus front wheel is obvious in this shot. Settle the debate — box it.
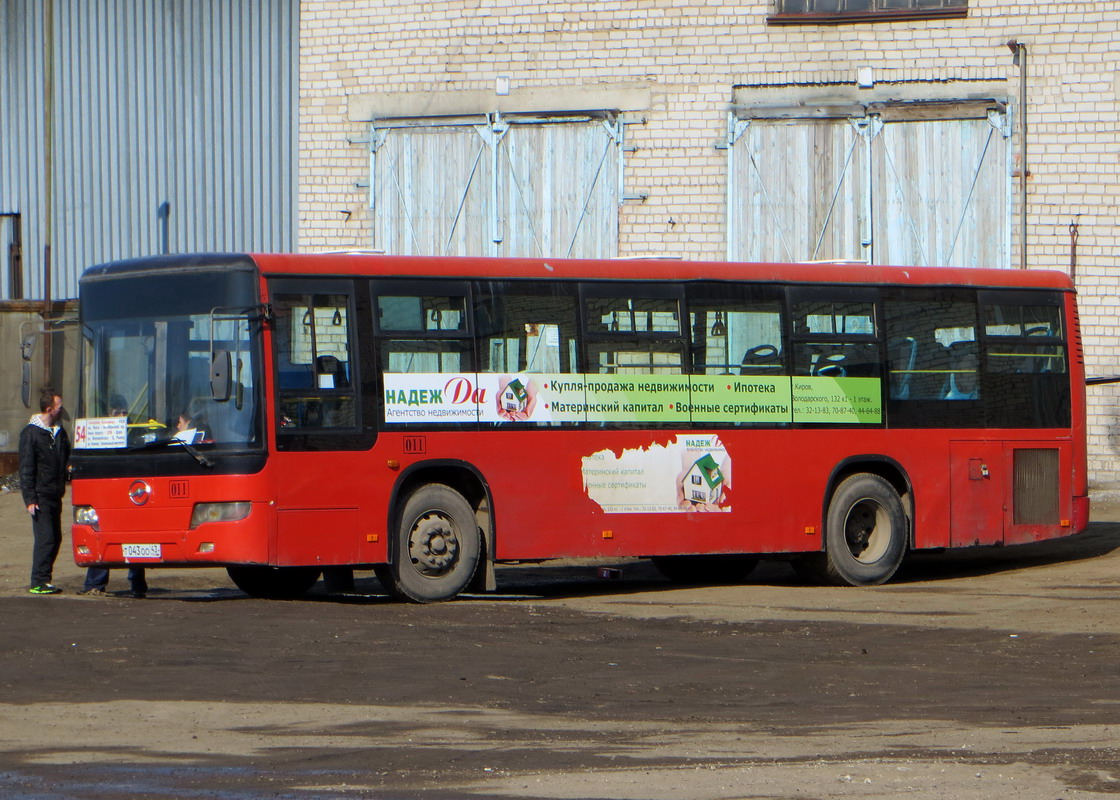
[815,473,908,586]
[377,483,481,603]
[226,565,322,599]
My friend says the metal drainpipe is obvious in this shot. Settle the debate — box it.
[1010,40,1028,269]
[1069,217,1080,283]
[157,201,171,254]
[43,0,55,380]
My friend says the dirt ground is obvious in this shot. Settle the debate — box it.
[1,484,1119,799]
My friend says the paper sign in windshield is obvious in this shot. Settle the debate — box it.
[73,417,127,449]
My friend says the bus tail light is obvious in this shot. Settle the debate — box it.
[74,506,100,530]
[190,501,251,529]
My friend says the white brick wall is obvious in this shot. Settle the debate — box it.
[300,0,1120,487]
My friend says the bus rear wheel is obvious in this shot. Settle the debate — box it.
[652,554,758,584]
[814,473,908,586]
[226,565,322,599]
[377,483,481,603]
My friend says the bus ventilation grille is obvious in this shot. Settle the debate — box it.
[1013,448,1060,526]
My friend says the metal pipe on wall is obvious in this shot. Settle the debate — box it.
[158,201,171,255]
[1069,217,1080,283]
[42,0,54,380]
[1008,40,1028,269]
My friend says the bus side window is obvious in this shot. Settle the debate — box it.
[273,292,357,430]
[984,302,1067,376]
[688,301,784,376]
[475,283,579,375]
[377,292,471,374]
[473,282,579,428]
[791,299,878,379]
[884,297,979,401]
[584,292,685,375]
[883,294,982,427]
[981,298,1070,428]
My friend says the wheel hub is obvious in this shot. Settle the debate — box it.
[845,500,889,564]
[408,513,460,577]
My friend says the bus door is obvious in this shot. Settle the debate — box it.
[269,280,377,566]
[949,440,1004,547]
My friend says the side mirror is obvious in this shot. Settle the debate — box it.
[211,350,232,402]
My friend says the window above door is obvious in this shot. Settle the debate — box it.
[769,0,967,25]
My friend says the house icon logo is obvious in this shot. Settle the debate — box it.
[682,453,724,505]
[499,378,530,415]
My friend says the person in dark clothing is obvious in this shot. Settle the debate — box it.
[79,565,148,599]
[19,389,71,595]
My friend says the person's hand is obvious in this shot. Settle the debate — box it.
[26,503,38,518]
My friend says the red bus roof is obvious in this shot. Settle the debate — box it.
[249,253,1074,291]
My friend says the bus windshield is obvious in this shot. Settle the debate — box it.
[77,268,263,451]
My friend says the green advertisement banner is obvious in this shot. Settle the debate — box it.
[791,376,882,424]
[383,373,881,425]
[686,376,792,424]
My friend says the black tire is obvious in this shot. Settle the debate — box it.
[377,484,481,603]
[652,554,758,584]
[819,473,908,586]
[226,565,322,599]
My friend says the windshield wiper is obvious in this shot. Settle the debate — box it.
[129,437,214,469]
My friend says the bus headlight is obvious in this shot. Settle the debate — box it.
[189,501,251,529]
[74,506,100,530]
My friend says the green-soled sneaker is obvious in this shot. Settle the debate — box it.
[29,584,62,595]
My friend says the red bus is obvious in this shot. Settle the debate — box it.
[70,254,1088,601]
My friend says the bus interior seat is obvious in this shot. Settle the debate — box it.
[739,344,782,375]
[1017,326,1053,374]
[1019,345,1054,375]
[889,337,918,399]
[811,347,848,377]
[906,342,948,400]
[944,341,979,399]
[315,355,349,388]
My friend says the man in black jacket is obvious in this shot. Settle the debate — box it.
[20,389,71,595]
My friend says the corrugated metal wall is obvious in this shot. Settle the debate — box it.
[0,0,297,301]
[0,1,47,299]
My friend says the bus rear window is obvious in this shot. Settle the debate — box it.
[984,304,1063,339]
[984,303,1067,376]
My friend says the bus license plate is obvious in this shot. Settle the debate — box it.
[122,543,161,560]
